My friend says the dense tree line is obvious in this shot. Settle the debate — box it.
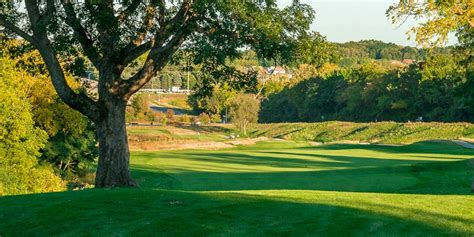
[334,40,446,67]
[260,53,473,123]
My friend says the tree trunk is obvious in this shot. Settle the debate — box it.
[95,99,137,188]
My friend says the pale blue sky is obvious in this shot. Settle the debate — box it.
[277,0,456,46]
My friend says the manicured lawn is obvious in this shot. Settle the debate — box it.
[1,141,473,236]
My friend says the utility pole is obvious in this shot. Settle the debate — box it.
[225,106,228,124]
[187,70,190,92]
[186,54,191,93]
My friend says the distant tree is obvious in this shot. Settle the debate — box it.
[131,94,148,118]
[203,84,236,116]
[380,46,403,60]
[336,40,426,63]
[401,46,419,60]
[229,94,260,135]
[172,73,183,87]
[294,32,339,67]
[145,110,158,125]
[210,114,222,123]
[160,74,171,90]
[161,116,168,126]
[188,69,258,113]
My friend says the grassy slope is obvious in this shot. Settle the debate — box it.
[252,122,474,144]
[1,141,473,236]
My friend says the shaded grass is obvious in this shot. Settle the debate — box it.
[0,141,473,236]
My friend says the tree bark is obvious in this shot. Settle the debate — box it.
[95,99,137,188]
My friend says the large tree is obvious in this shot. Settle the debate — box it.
[0,0,315,187]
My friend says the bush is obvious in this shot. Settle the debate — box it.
[162,116,168,126]
[198,113,211,124]
[180,115,191,124]
[40,123,97,177]
[0,165,64,196]
[145,110,163,125]
[211,114,222,123]
[166,109,175,120]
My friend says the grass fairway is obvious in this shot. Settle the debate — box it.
[1,141,473,236]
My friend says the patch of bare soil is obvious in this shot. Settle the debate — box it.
[129,140,233,151]
[225,137,269,146]
[128,136,269,151]
[164,126,200,135]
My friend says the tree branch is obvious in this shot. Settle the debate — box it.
[122,40,154,65]
[117,0,142,23]
[157,0,166,26]
[0,17,39,48]
[120,28,189,98]
[61,1,102,68]
[23,0,99,121]
[37,41,100,121]
[117,1,195,97]
[84,0,117,57]
[119,0,160,65]
[39,0,55,25]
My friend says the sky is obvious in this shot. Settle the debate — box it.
[276,0,456,46]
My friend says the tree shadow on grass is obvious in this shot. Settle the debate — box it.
[131,159,473,195]
[0,189,471,236]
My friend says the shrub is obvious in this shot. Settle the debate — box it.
[180,115,191,124]
[0,165,64,195]
[145,110,162,125]
[166,109,175,120]
[162,116,168,126]
[211,114,222,123]
[198,113,211,124]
